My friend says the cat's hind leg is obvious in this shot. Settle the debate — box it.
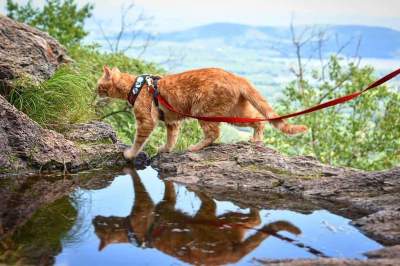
[194,191,217,219]
[188,121,220,152]
[250,122,264,142]
[158,122,181,153]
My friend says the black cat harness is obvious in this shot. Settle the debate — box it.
[128,74,164,120]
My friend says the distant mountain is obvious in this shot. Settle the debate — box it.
[156,23,400,59]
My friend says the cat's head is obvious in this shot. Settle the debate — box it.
[93,216,130,251]
[97,65,135,99]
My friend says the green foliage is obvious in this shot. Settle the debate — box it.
[68,45,163,78]
[6,0,93,46]
[7,65,96,128]
[266,56,400,170]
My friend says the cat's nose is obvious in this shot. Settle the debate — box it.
[98,90,107,97]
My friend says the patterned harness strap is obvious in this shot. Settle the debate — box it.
[128,74,164,121]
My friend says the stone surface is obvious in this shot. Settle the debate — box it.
[63,121,119,144]
[0,95,79,172]
[0,95,127,174]
[0,15,69,92]
[259,245,400,265]
[152,142,400,246]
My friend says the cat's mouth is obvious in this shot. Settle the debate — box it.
[98,91,108,97]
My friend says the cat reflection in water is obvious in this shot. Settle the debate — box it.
[93,169,301,265]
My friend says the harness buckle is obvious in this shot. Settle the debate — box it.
[145,76,154,89]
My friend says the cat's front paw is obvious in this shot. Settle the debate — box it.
[158,145,172,153]
[249,137,263,143]
[123,148,137,160]
[188,144,201,152]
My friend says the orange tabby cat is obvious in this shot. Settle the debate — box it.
[97,66,307,159]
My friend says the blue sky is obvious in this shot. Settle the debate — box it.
[2,0,400,32]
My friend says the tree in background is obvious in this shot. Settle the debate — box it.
[6,0,93,46]
[96,2,153,56]
[266,24,400,171]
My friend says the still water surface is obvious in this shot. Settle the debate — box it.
[5,167,383,265]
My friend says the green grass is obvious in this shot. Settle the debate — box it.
[7,66,95,128]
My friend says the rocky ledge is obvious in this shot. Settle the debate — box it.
[0,95,127,174]
[152,142,400,265]
[262,245,400,265]
[0,16,128,174]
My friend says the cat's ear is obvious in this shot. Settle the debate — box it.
[103,65,112,79]
[98,238,107,251]
[111,67,121,83]
[112,67,121,74]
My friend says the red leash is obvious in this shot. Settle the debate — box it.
[151,68,400,123]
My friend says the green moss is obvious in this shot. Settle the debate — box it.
[271,179,284,187]
[241,164,292,175]
[201,158,218,166]
[75,138,114,146]
[298,173,323,180]
[241,163,322,179]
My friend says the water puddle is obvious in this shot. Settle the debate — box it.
[0,167,382,265]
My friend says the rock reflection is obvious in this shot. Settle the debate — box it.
[93,168,302,265]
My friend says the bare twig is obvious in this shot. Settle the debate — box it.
[95,1,154,56]
[101,107,132,120]
[156,47,187,71]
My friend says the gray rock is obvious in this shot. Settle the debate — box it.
[258,245,400,265]
[365,245,400,259]
[0,95,126,174]
[64,121,119,144]
[0,15,70,92]
[0,95,79,172]
[353,210,400,246]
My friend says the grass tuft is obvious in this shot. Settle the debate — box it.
[7,66,96,129]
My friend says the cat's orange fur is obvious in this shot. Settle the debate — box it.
[97,66,307,159]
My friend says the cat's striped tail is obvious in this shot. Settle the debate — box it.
[239,84,308,135]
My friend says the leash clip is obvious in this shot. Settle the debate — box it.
[145,76,154,89]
